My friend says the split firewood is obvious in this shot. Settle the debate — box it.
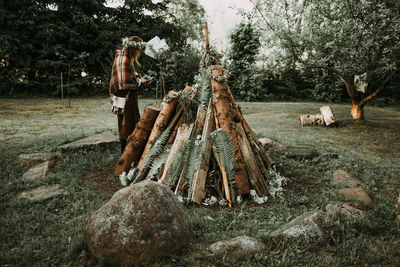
[136,91,180,169]
[166,114,184,146]
[224,84,274,167]
[320,106,336,126]
[211,68,250,195]
[174,106,208,195]
[115,106,160,176]
[214,148,232,207]
[159,123,195,184]
[191,100,215,204]
[236,123,269,196]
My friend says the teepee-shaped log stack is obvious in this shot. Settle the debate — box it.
[115,22,273,207]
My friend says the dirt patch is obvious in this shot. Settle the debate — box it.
[81,169,123,197]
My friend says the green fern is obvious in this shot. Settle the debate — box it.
[210,129,237,202]
[185,137,204,198]
[140,128,171,173]
[147,146,171,180]
[165,140,192,186]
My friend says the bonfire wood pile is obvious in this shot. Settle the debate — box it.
[114,23,274,207]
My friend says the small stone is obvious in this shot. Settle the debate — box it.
[312,153,339,164]
[325,202,367,221]
[394,193,400,221]
[208,236,266,259]
[18,152,61,165]
[58,131,118,151]
[269,210,336,243]
[22,161,50,181]
[337,187,373,208]
[332,170,366,188]
[259,137,278,148]
[277,145,318,159]
[19,184,69,202]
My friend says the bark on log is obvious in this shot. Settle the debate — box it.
[236,123,269,196]
[224,85,274,167]
[166,113,184,146]
[115,106,160,176]
[191,100,215,204]
[320,106,336,126]
[298,113,325,126]
[137,91,179,169]
[211,68,250,195]
[158,123,195,184]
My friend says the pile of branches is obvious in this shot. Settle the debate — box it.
[115,67,273,207]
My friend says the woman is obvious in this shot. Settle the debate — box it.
[109,36,148,153]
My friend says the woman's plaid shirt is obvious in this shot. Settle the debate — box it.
[109,50,138,95]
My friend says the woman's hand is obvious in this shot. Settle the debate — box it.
[140,77,149,84]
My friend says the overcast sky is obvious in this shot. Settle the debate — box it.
[105,0,253,51]
[198,0,253,51]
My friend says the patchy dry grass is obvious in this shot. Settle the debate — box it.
[0,98,399,266]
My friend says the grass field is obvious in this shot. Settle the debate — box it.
[1,97,399,266]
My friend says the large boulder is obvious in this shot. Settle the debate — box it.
[84,180,190,265]
[208,236,266,259]
[269,210,336,243]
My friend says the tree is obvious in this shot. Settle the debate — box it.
[227,22,263,101]
[251,0,400,119]
[0,0,205,97]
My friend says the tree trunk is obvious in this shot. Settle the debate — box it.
[115,106,160,176]
[211,68,250,195]
[351,101,364,120]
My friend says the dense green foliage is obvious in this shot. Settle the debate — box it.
[226,0,399,103]
[243,0,400,103]
[0,0,205,97]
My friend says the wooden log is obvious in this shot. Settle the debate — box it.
[174,106,208,195]
[320,106,336,126]
[214,150,232,207]
[236,123,269,196]
[166,113,184,146]
[298,113,325,126]
[136,91,180,169]
[158,123,195,184]
[224,85,274,167]
[115,106,160,176]
[247,135,271,180]
[211,68,250,195]
[191,100,215,204]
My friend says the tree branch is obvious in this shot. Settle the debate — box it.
[360,69,397,105]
